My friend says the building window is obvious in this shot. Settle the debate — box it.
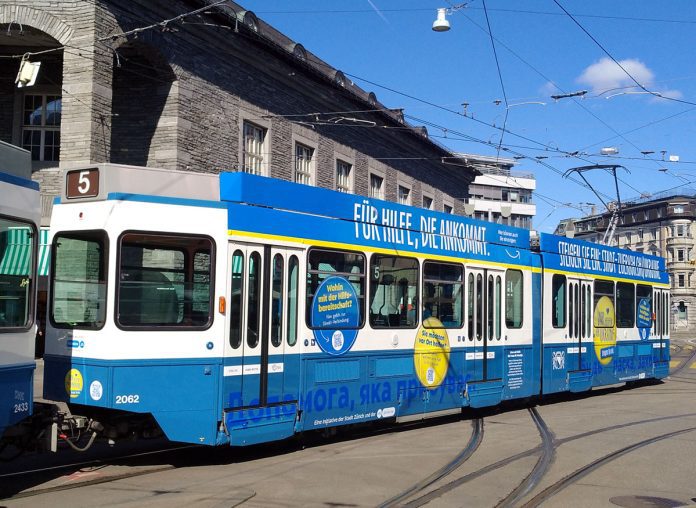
[295,143,314,185]
[678,274,685,288]
[242,122,266,175]
[22,94,61,162]
[398,185,410,205]
[444,203,453,214]
[369,174,384,200]
[423,195,433,210]
[638,229,643,241]
[336,160,352,193]
[678,249,685,262]
[678,301,688,320]
[675,224,689,237]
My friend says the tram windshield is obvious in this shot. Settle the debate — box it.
[116,233,213,328]
[0,217,36,329]
[51,231,107,329]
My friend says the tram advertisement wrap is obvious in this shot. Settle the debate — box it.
[637,298,651,340]
[593,295,617,366]
[311,276,360,355]
[65,368,84,399]
[414,317,451,389]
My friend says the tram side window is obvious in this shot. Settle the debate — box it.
[616,282,635,328]
[117,233,213,328]
[551,274,566,328]
[593,279,615,328]
[287,255,299,346]
[307,249,365,328]
[505,269,523,328]
[271,253,284,347]
[636,284,652,330]
[247,252,261,347]
[370,255,418,328]
[51,232,107,329]
[467,273,474,339]
[229,250,244,348]
[423,261,463,328]
[0,218,36,329]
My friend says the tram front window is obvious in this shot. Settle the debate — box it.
[117,233,213,328]
[51,231,107,329]
[0,217,36,329]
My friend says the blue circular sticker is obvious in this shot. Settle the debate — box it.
[311,276,360,355]
[637,298,651,341]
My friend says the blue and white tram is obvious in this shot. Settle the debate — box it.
[43,164,669,447]
[0,143,40,441]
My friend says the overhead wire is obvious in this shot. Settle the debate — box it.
[552,0,696,108]
[459,12,655,199]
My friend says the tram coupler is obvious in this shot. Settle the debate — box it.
[46,412,102,453]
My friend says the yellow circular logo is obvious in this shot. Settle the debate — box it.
[65,368,84,399]
[414,317,451,389]
[593,295,616,366]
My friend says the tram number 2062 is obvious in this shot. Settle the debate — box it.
[115,395,140,404]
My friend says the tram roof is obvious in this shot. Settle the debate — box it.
[0,141,33,183]
[221,172,531,251]
[538,232,668,284]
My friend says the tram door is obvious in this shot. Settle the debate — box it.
[567,278,592,370]
[653,288,669,360]
[227,243,302,409]
[467,267,505,382]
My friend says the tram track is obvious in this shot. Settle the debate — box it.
[0,444,194,500]
[395,407,696,507]
[495,408,555,508]
[378,418,483,508]
[520,426,696,507]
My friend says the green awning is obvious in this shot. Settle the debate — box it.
[38,228,50,277]
[0,227,34,276]
[0,227,50,277]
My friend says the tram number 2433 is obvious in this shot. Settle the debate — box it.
[13,402,30,414]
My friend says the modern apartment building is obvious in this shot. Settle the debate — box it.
[456,153,536,229]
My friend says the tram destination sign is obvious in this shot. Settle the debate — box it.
[66,167,99,199]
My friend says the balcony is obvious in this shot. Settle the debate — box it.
[667,260,695,271]
[667,236,693,248]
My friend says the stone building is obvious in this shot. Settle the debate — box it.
[0,1,477,225]
[555,192,696,335]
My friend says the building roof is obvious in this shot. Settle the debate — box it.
[195,0,478,183]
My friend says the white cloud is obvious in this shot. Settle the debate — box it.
[577,57,654,94]
[656,89,683,100]
[539,81,560,96]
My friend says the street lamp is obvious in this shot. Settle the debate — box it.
[432,3,469,32]
[432,8,450,31]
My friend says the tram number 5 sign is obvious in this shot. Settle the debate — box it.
[66,168,100,199]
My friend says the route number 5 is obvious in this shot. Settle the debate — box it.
[78,171,90,194]
[66,168,99,199]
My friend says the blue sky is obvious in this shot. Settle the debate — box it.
[242,0,696,232]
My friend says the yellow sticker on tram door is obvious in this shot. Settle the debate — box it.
[65,368,84,399]
[414,317,451,389]
[593,295,617,366]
